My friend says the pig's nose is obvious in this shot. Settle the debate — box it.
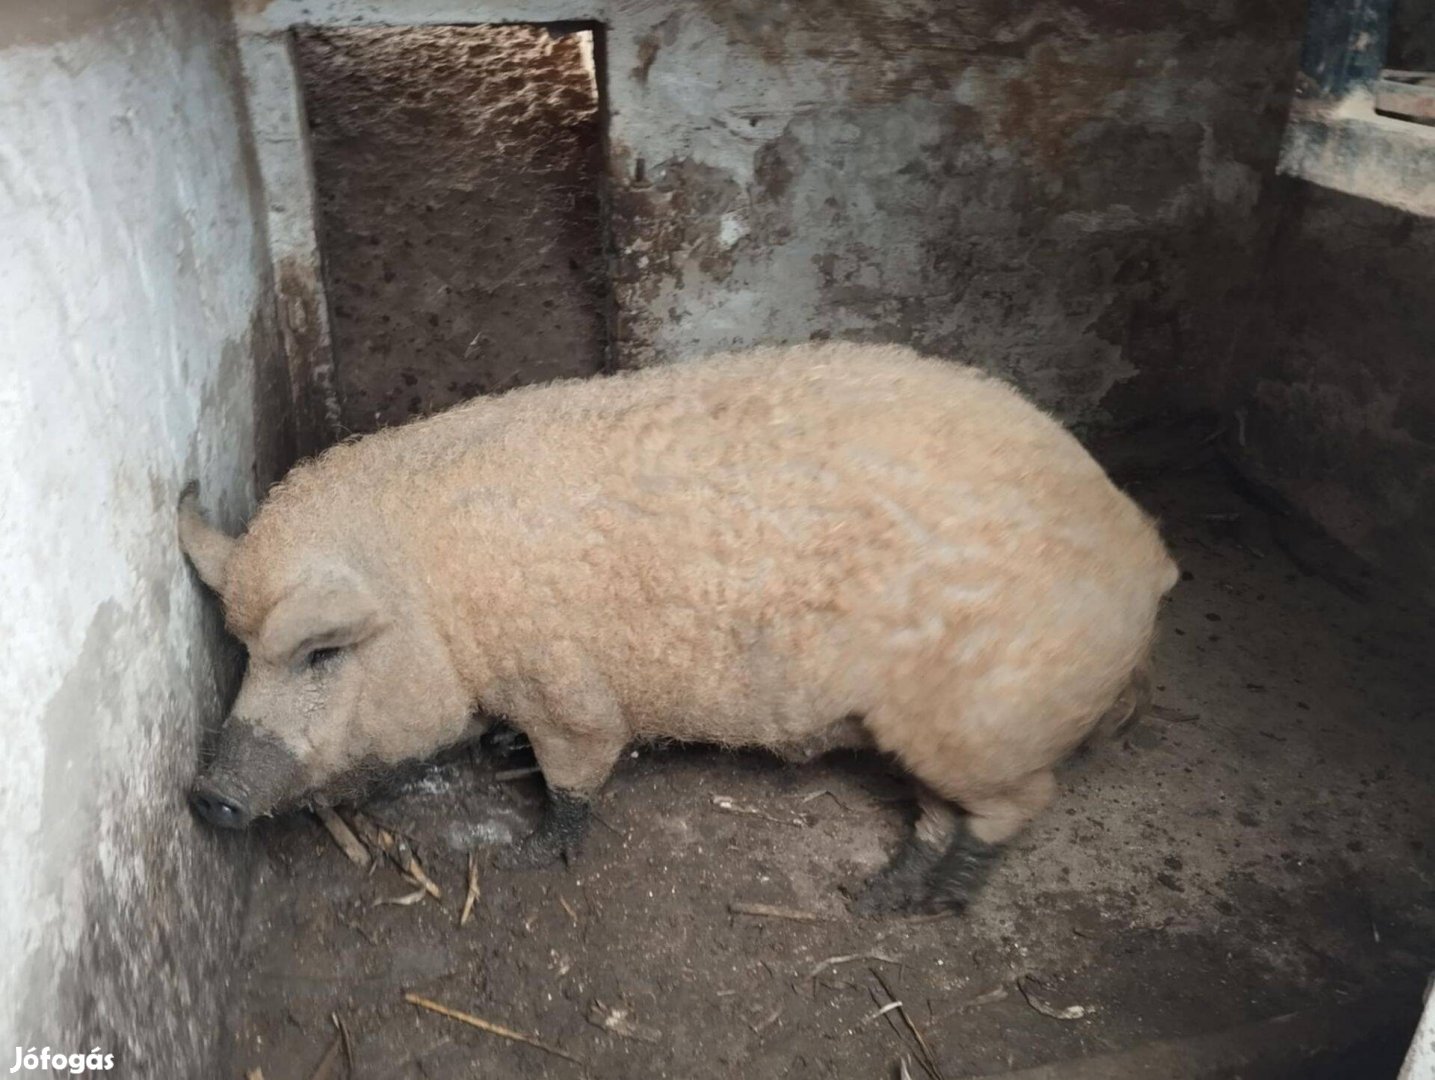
[190,785,252,829]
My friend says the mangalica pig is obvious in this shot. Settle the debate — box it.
[179,342,1177,913]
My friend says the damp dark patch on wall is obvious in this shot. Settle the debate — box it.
[602,0,1307,425]
[609,154,746,361]
[1,0,291,1070]
[272,255,337,460]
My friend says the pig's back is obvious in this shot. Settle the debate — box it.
[322,343,1177,747]
[414,340,1173,604]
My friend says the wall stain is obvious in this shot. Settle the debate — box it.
[610,157,745,364]
[594,0,1306,427]
[996,41,1146,168]
[632,13,682,85]
[274,255,340,454]
[4,1,277,1072]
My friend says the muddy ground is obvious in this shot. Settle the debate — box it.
[217,458,1434,1079]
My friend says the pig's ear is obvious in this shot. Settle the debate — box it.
[259,565,385,664]
[177,482,236,594]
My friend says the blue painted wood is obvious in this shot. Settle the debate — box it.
[1298,0,1395,99]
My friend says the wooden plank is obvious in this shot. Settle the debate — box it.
[1381,70,1435,84]
[1375,78,1435,122]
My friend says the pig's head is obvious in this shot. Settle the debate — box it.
[177,482,474,828]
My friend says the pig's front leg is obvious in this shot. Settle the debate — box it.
[499,786,592,868]
[496,724,625,869]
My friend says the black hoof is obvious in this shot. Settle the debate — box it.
[494,788,591,870]
[849,837,943,917]
[924,832,1002,912]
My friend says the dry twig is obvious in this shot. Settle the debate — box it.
[349,811,443,899]
[872,969,945,1080]
[307,1033,343,1080]
[808,951,899,979]
[373,886,428,907]
[559,894,579,924]
[729,901,826,922]
[405,993,586,1067]
[459,852,480,927]
[954,986,1008,1011]
[864,1000,906,1024]
[711,794,806,828]
[398,853,443,900]
[796,789,850,811]
[1016,974,1091,1021]
[331,1013,353,1076]
[314,807,372,869]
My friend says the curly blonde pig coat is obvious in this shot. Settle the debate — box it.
[180,343,1177,913]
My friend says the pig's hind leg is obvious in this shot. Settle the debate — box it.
[852,770,1057,915]
[923,770,1057,912]
[851,787,959,915]
[495,724,626,869]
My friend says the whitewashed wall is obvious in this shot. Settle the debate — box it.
[0,0,286,1071]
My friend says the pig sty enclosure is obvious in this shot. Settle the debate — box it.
[3,1,1435,1079]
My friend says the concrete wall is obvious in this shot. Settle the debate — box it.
[0,0,289,1071]
[603,0,1309,428]
[237,0,1307,429]
[1227,183,1435,603]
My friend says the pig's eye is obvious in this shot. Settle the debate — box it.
[305,646,345,670]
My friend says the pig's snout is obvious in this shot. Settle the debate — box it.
[190,718,306,830]
[190,782,253,829]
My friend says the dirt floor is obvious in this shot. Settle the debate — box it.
[295,26,610,436]
[219,458,1435,1079]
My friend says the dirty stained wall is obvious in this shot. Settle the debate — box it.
[0,0,288,1071]
[0,0,1424,1072]
[1389,0,1435,70]
[237,0,1307,429]
[601,0,1307,426]
[1228,184,1435,604]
